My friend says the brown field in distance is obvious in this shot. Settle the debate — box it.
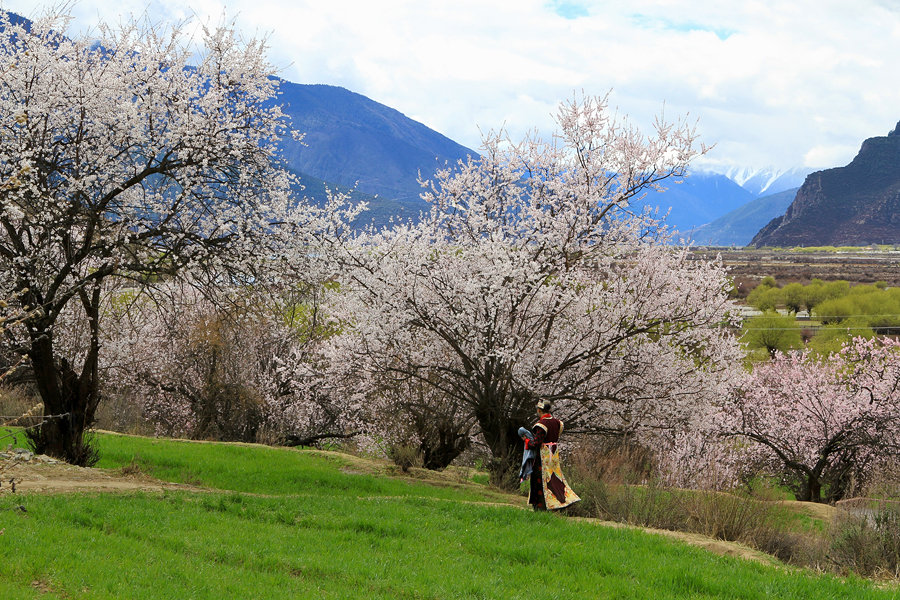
[689,248,900,297]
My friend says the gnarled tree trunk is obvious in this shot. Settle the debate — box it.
[475,392,534,489]
[25,327,101,466]
[25,287,102,466]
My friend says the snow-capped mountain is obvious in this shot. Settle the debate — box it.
[715,166,812,197]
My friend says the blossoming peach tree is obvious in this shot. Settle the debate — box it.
[719,338,900,502]
[96,281,354,445]
[329,94,744,484]
[0,10,347,464]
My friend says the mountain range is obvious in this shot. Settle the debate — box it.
[11,9,899,245]
[717,166,810,197]
[752,122,900,247]
[277,82,474,218]
[272,73,900,251]
[689,188,799,246]
[643,169,807,244]
[275,81,809,236]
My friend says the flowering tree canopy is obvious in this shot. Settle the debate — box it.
[0,10,335,464]
[331,94,742,483]
[721,337,900,502]
[99,281,350,445]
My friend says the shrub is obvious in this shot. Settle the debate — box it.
[805,279,850,312]
[747,285,781,312]
[566,442,787,546]
[754,528,827,567]
[830,503,900,577]
[829,512,884,576]
[689,491,777,543]
[0,385,40,425]
[388,444,423,472]
[780,282,806,313]
[567,440,900,578]
[568,439,653,486]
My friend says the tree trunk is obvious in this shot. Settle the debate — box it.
[413,409,471,470]
[799,474,823,503]
[420,428,469,470]
[24,287,103,467]
[473,384,535,489]
[25,332,100,466]
[477,409,528,489]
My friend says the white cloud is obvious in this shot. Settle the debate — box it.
[804,144,863,169]
[3,0,900,172]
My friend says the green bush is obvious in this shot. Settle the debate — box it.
[747,285,782,311]
[814,287,900,330]
[739,278,900,357]
[747,277,779,311]
[807,318,875,356]
[805,279,851,312]
[780,282,806,313]
[740,311,803,358]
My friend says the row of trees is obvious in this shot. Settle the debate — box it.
[741,278,900,358]
[2,10,900,501]
[747,277,900,328]
[746,277,853,313]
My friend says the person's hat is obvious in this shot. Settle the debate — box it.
[536,399,552,412]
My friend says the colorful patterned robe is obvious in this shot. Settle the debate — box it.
[527,414,580,510]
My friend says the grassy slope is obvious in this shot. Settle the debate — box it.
[0,433,896,599]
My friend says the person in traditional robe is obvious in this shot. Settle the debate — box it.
[521,399,580,511]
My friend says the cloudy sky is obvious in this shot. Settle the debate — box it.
[5,0,900,173]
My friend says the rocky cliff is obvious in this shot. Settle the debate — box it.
[751,123,900,247]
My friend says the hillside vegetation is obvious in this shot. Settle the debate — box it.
[0,433,896,599]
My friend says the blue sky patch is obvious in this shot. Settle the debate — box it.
[547,1,590,20]
[632,13,736,40]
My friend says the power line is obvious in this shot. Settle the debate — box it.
[741,315,900,320]
[741,328,882,332]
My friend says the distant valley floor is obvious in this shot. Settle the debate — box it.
[690,248,900,289]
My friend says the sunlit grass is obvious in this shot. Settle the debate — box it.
[0,432,896,598]
[93,432,505,502]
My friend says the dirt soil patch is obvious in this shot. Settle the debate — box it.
[694,248,900,288]
[0,458,199,495]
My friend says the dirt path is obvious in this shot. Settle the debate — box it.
[572,517,780,566]
[0,457,199,495]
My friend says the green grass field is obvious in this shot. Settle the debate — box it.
[0,433,897,599]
